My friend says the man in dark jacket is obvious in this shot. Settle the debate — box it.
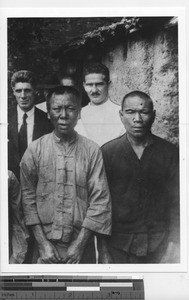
[8,70,53,263]
[8,70,53,180]
[101,91,180,263]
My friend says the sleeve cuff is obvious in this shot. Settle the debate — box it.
[82,217,111,236]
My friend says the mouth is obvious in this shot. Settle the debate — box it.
[20,101,29,105]
[58,123,70,128]
[133,127,145,131]
[91,94,100,97]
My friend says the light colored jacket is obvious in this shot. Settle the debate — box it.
[20,132,112,243]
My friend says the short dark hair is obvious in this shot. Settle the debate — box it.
[47,85,81,112]
[11,70,36,89]
[83,62,110,83]
[121,91,154,111]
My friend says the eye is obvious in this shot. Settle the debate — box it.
[67,106,77,112]
[15,88,32,94]
[25,89,32,93]
[52,107,60,112]
[125,110,134,114]
[141,110,150,115]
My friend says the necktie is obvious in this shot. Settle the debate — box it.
[18,113,28,159]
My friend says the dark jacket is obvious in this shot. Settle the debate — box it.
[8,106,53,180]
[101,133,180,254]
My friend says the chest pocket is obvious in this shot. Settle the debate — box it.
[37,164,55,195]
[37,192,54,224]
[38,164,54,183]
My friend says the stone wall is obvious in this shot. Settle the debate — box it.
[8,18,178,145]
[103,25,178,145]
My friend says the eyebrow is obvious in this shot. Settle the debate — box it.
[15,88,32,91]
[52,104,78,108]
[85,81,105,84]
[125,108,150,111]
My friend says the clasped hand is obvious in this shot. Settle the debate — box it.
[38,239,84,264]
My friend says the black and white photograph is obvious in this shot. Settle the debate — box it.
[0,5,187,275]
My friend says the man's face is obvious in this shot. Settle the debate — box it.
[13,82,35,112]
[49,93,80,138]
[60,78,75,86]
[83,73,109,105]
[119,95,155,139]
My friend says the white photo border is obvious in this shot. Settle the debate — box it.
[0,5,187,275]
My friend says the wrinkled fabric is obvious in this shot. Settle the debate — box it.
[20,132,111,244]
[8,170,29,263]
[101,133,179,258]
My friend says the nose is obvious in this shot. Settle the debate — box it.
[21,89,26,97]
[91,84,97,93]
[133,112,143,122]
[60,108,68,118]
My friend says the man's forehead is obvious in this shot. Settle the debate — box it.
[51,93,78,105]
[123,96,152,108]
[14,82,33,89]
[84,73,106,82]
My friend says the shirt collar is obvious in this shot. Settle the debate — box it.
[26,106,35,118]
[52,130,78,145]
[17,105,35,119]
[126,132,154,148]
[88,97,110,107]
[147,134,154,147]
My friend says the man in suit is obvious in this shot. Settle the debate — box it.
[8,70,53,263]
[8,70,53,180]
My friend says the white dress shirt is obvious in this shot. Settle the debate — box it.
[17,106,35,146]
[35,101,47,113]
[75,99,125,146]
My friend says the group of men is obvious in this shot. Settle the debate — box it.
[8,62,180,264]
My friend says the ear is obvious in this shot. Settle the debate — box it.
[83,82,87,91]
[32,87,36,95]
[77,110,81,120]
[152,110,156,123]
[119,109,123,120]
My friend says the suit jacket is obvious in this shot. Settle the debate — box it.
[8,106,53,180]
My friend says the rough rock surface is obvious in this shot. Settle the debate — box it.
[104,26,178,145]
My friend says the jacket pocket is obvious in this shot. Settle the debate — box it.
[76,168,87,188]
[38,164,54,183]
[36,193,54,224]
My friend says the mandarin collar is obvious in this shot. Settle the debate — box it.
[125,132,154,148]
[53,130,78,145]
